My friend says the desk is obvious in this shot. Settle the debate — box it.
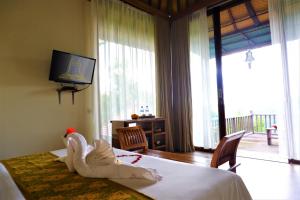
[111,118,168,151]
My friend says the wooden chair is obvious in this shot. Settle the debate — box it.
[116,126,148,152]
[210,130,245,173]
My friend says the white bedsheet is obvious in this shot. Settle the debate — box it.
[0,149,252,200]
[0,164,25,200]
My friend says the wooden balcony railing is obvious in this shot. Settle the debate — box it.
[253,114,276,134]
[226,115,253,135]
[212,114,277,135]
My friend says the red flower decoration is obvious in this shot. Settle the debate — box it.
[116,154,142,164]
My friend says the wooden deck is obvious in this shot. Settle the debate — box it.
[239,133,278,153]
[237,133,287,162]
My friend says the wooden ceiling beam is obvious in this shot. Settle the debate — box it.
[187,0,196,6]
[179,0,187,11]
[227,9,238,32]
[143,0,151,4]
[208,10,268,32]
[173,0,225,20]
[120,0,169,18]
[151,0,160,8]
[160,0,168,12]
[227,8,255,46]
[245,1,260,26]
[171,0,178,15]
[215,22,269,39]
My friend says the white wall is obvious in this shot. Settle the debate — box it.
[0,0,90,159]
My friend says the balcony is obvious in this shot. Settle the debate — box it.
[224,114,276,135]
[215,114,281,160]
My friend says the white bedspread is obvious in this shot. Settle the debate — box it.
[0,149,252,200]
[0,164,25,200]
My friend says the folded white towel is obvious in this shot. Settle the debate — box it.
[65,139,75,172]
[86,139,117,166]
[66,133,161,182]
[60,137,93,172]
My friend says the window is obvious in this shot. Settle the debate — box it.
[96,0,156,138]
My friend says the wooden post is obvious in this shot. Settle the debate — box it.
[232,118,236,133]
[250,113,254,134]
[213,8,226,140]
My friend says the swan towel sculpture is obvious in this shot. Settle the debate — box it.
[63,129,161,182]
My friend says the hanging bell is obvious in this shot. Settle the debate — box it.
[245,49,254,69]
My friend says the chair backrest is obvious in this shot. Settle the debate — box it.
[116,126,148,152]
[210,130,245,172]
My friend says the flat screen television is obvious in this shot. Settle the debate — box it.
[49,50,96,84]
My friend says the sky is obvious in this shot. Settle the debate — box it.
[211,45,284,118]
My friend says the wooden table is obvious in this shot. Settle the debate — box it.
[111,118,168,150]
[266,127,278,145]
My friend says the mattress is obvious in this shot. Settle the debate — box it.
[0,148,252,200]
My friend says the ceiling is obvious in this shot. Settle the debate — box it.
[208,0,270,56]
[139,0,199,16]
[121,0,224,18]
[124,0,270,55]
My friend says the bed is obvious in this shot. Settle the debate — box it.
[0,148,252,200]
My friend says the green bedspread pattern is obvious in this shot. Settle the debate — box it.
[1,152,152,200]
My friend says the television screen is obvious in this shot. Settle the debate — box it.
[49,50,96,84]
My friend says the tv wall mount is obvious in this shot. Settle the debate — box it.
[56,84,89,104]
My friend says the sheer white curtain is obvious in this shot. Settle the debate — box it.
[269,0,300,160]
[83,0,100,143]
[95,0,156,141]
[189,9,219,149]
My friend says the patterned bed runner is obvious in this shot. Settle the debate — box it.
[1,152,152,200]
